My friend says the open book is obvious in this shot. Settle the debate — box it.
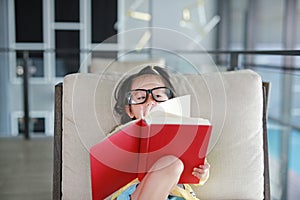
[90,96,212,199]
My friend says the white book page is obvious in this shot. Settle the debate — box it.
[145,95,210,125]
[149,95,191,117]
[146,113,210,125]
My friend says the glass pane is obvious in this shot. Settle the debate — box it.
[291,73,300,126]
[290,129,300,174]
[18,117,45,134]
[250,55,288,120]
[253,65,300,200]
[255,0,284,48]
[55,30,79,77]
[267,120,300,200]
[91,0,117,43]
[228,0,248,49]
[15,0,43,42]
[16,51,44,78]
[296,0,300,71]
[55,0,79,22]
[297,1,300,44]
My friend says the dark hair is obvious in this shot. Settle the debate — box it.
[114,66,176,124]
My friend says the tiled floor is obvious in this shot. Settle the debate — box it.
[0,137,53,200]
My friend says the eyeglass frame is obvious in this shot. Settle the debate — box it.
[126,86,174,105]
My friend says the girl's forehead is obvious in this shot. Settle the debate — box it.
[131,75,165,89]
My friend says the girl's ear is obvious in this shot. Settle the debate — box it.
[125,105,135,118]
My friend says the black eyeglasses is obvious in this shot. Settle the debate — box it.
[126,87,174,105]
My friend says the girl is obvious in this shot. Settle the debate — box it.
[112,66,210,200]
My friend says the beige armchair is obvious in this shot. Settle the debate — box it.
[53,69,270,200]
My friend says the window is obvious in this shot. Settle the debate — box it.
[91,0,117,43]
[55,0,79,22]
[14,0,43,42]
[16,51,44,78]
[18,117,45,134]
[55,30,80,77]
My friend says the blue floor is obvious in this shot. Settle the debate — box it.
[267,121,300,199]
[268,124,300,175]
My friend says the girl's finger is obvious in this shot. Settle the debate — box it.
[199,163,210,169]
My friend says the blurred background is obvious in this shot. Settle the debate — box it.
[0,0,299,199]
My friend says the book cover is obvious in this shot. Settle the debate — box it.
[90,96,212,199]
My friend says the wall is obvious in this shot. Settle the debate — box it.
[0,0,11,136]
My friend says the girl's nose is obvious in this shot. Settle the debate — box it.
[146,94,158,105]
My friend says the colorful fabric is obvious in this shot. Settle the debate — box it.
[111,178,203,200]
[115,183,186,200]
[116,184,137,200]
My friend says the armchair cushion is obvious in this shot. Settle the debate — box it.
[62,69,264,199]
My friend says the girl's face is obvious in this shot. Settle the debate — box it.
[125,74,166,119]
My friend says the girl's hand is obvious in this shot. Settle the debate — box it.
[192,162,210,180]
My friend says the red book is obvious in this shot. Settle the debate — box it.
[90,96,212,199]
